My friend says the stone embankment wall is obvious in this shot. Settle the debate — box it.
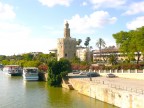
[38,72,48,81]
[62,78,144,108]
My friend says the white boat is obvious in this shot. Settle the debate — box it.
[23,67,39,81]
[0,64,3,70]
[3,65,22,76]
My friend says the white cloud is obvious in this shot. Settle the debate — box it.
[0,37,57,55]
[0,21,59,55]
[90,0,126,9]
[0,2,16,20]
[67,11,117,33]
[126,16,144,30]
[0,1,57,55]
[0,22,57,55]
[123,1,144,15]
[0,22,31,55]
[38,0,72,7]
[81,1,87,6]
[0,22,31,39]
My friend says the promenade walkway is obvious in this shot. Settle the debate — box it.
[68,73,144,94]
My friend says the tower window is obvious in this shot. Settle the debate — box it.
[74,53,76,56]
[65,53,67,57]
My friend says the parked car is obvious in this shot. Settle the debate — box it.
[106,73,116,78]
[87,72,100,77]
[72,70,80,74]
[79,72,87,75]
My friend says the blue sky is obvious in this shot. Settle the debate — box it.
[0,0,144,55]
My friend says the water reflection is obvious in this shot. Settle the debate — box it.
[0,72,118,108]
[47,86,117,108]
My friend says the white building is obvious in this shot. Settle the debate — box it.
[76,47,91,62]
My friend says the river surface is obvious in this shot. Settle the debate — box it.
[0,71,118,108]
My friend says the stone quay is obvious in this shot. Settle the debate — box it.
[62,72,144,108]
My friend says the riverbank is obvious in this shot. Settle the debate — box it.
[62,74,144,108]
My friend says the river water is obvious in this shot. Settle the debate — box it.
[0,71,118,108]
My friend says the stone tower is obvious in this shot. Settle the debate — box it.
[57,21,77,61]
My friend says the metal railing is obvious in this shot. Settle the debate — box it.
[79,69,144,73]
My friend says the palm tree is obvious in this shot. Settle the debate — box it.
[76,39,82,62]
[84,37,91,47]
[86,37,91,42]
[96,38,106,58]
[77,39,82,47]
[84,37,91,62]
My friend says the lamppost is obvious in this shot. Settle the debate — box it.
[89,46,93,81]
[90,73,92,81]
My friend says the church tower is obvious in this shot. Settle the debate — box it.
[57,21,77,61]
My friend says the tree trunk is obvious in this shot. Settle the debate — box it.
[137,52,141,64]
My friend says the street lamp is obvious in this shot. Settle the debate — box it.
[89,71,92,81]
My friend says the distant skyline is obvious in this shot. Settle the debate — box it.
[0,0,144,55]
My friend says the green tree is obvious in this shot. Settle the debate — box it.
[132,27,144,63]
[34,53,56,64]
[77,39,82,61]
[77,39,82,46]
[0,55,6,62]
[23,61,40,67]
[71,56,80,63]
[84,37,91,62]
[87,37,91,42]
[47,58,71,86]
[0,52,57,67]
[84,37,91,47]
[59,58,72,73]
[108,54,118,65]
[113,26,144,64]
[47,60,61,86]
[22,53,34,61]
[1,60,9,65]
[113,31,131,62]
[96,38,106,58]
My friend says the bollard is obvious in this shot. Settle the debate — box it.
[90,77,92,81]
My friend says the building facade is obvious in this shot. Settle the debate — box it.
[57,22,77,61]
[93,46,144,64]
[49,48,57,54]
[76,47,91,62]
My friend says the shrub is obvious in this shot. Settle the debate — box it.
[38,64,48,72]
[47,58,71,87]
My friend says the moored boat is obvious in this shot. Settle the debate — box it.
[3,65,22,76]
[0,64,3,71]
[23,67,39,81]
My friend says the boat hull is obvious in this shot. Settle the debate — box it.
[3,65,22,76]
[23,67,39,81]
[23,75,39,81]
[6,72,22,76]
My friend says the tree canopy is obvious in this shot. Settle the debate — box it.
[0,52,56,67]
[96,38,106,50]
[113,26,144,64]
[47,58,71,86]
[84,37,91,47]
[77,39,82,46]
[96,38,106,59]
